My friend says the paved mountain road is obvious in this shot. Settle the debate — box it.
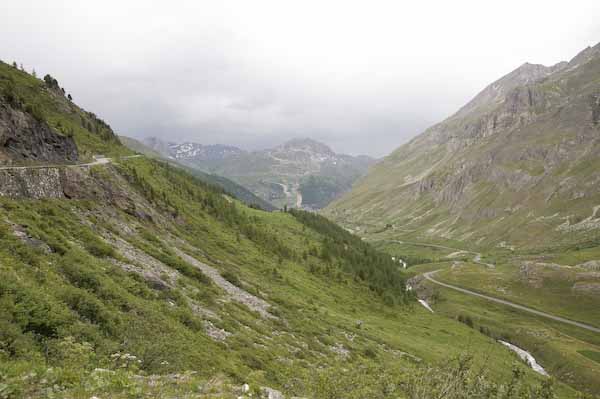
[424,270,600,334]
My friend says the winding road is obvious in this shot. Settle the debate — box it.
[424,270,600,334]
[0,155,140,171]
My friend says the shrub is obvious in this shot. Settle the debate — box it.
[458,314,474,328]
[405,355,556,399]
[221,270,242,287]
[363,346,378,359]
[80,231,115,258]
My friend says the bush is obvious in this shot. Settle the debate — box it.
[405,355,556,399]
[221,270,241,287]
[363,346,378,359]
[59,287,113,329]
[458,314,474,328]
[24,102,44,122]
[80,231,115,258]
[60,257,102,292]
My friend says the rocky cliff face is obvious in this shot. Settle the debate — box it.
[326,42,600,249]
[0,98,78,164]
[0,165,103,200]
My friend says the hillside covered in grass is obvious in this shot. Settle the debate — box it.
[0,61,577,398]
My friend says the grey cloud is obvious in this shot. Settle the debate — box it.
[2,1,599,156]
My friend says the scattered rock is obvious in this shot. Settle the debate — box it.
[557,205,600,232]
[174,247,276,319]
[261,387,284,399]
[9,223,52,253]
[344,332,356,342]
[577,260,600,271]
[203,320,232,342]
[519,262,547,288]
[106,235,178,283]
[572,282,600,295]
[329,343,350,358]
[575,272,600,281]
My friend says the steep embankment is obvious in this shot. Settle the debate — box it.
[326,43,600,250]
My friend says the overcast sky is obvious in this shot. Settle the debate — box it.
[2,1,599,156]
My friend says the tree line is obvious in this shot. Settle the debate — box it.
[288,209,410,305]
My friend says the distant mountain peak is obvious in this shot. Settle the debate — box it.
[169,142,245,161]
[567,41,600,68]
[141,137,245,162]
[278,138,335,156]
[453,59,568,119]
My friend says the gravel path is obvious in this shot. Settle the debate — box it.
[0,154,141,170]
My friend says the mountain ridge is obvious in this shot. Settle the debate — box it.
[143,136,375,209]
[326,42,600,250]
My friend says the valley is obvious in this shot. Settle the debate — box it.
[142,137,375,210]
[1,59,579,398]
[0,18,599,399]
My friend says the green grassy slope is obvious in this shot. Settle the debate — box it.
[0,157,576,398]
[0,62,576,398]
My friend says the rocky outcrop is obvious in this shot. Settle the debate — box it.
[519,262,564,288]
[577,260,600,271]
[0,167,65,198]
[0,98,78,164]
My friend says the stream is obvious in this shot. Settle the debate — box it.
[498,340,548,376]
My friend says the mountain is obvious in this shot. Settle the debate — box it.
[0,59,577,398]
[146,137,376,209]
[169,142,246,162]
[142,138,246,170]
[326,42,600,251]
[120,136,276,211]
